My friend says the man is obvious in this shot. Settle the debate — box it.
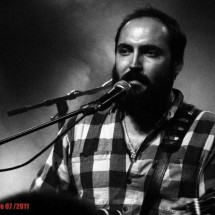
[31,7,215,215]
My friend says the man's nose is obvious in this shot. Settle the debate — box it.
[129,52,143,72]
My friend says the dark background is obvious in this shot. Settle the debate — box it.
[0,0,214,199]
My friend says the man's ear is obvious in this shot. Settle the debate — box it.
[173,62,182,79]
[173,70,180,79]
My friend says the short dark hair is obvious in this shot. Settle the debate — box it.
[115,7,187,72]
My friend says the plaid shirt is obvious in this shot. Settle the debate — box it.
[31,90,215,215]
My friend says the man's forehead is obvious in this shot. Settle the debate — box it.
[119,17,169,41]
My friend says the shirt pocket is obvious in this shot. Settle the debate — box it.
[71,151,112,191]
[161,158,200,198]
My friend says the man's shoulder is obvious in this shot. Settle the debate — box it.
[177,103,215,136]
[196,110,215,123]
[190,108,215,136]
[180,102,215,123]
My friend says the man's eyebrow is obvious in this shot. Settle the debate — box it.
[141,44,162,50]
[116,43,132,49]
[117,43,162,51]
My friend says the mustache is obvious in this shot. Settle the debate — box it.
[121,71,151,86]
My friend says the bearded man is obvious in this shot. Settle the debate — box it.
[31,7,215,215]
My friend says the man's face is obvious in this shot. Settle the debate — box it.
[114,17,174,101]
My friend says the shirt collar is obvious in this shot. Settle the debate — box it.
[166,89,184,121]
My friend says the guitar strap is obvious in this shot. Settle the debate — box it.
[140,103,201,215]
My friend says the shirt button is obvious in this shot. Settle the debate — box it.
[123,207,128,212]
[127,178,132,184]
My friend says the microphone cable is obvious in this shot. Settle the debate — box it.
[0,114,86,172]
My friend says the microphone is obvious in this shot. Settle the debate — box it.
[81,80,131,114]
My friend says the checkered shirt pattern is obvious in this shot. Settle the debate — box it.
[31,90,215,215]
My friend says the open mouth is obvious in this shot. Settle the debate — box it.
[127,79,148,87]
[127,80,148,91]
[122,73,150,87]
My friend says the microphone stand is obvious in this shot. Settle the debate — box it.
[7,79,112,116]
[1,79,113,146]
[0,88,118,171]
[2,79,112,142]
[7,79,112,130]
[0,108,83,146]
[0,80,114,172]
[52,100,69,130]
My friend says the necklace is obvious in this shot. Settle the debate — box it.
[122,117,145,161]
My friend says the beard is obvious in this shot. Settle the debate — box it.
[112,65,175,128]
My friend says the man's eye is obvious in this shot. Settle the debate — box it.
[145,49,159,57]
[145,49,159,58]
[118,47,130,56]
